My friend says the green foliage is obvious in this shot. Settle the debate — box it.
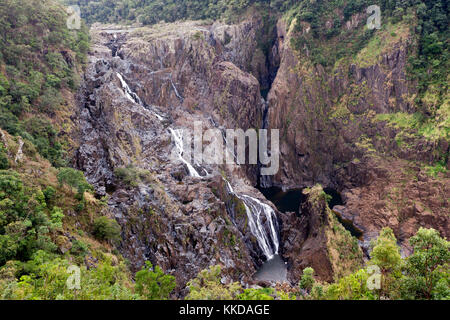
[57,167,91,192]
[0,170,58,265]
[0,251,137,300]
[135,261,176,300]
[369,227,402,298]
[21,117,64,167]
[57,167,92,211]
[305,228,449,300]
[0,146,9,170]
[238,287,275,300]
[406,0,449,114]
[69,239,89,257]
[64,0,270,25]
[288,0,448,123]
[370,228,402,274]
[0,0,89,166]
[114,166,152,187]
[290,0,376,68]
[401,228,450,300]
[92,216,121,244]
[376,111,449,142]
[49,207,64,230]
[322,268,375,300]
[299,267,315,293]
[425,161,447,178]
[185,265,242,300]
[186,265,294,301]
[43,186,57,205]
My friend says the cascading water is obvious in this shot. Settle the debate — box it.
[116,72,164,120]
[168,128,201,178]
[116,72,204,178]
[225,181,279,260]
[117,72,142,104]
[116,67,280,262]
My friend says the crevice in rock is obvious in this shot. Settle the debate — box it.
[333,210,364,240]
[323,187,343,209]
[259,186,306,215]
[324,187,364,240]
[255,19,282,189]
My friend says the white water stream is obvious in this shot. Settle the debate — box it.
[225,181,279,260]
[117,72,164,120]
[168,128,201,178]
[116,71,280,262]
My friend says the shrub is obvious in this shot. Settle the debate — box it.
[92,216,121,243]
[0,147,9,170]
[0,170,58,265]
[70,239,89,256]
[57,167,92,193]
[114,166,151,187]
[20,117,64,167]
[135,261,176,300]
[43,186,56,205]
[299,267,315,293]
[238,288,275,300]
[186,265,242,300]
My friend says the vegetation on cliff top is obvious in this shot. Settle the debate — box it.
[288,0,448,123]
[284,0,448,177]
[62,0,301,25]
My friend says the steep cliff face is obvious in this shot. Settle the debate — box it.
[265,17,449,254]
[74,10,448,289]
[74,18,283,294]
[267,19,415,188]
[281,185,363,283]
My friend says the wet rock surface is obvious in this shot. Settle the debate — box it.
[73,15,449,290]
[74,20,282,294]
[265,20,449,256]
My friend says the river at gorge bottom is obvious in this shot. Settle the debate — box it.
[254,255,288,282]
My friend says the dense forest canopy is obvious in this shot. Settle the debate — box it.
[62,0,303,24]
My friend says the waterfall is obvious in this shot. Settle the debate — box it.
[170,76,184,102]
[116,73,204,178]
[169,128,201,178]
[116,72,279,259]
[117,72,142,104]
[225,181,279,260]
[116,73,164,120]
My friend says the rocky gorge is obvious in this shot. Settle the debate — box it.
[71,11,448,295]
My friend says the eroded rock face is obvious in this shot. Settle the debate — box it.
[74,13,448,291]
[266,21,415,189]
[281,186,363,283]
[265,19,449,255]
[74,19,281,295]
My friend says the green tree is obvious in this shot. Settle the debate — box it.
[0,147,9,170]
[402,228,449,300]
[238,288,275,300]
[322,268,374,300]
[369,227,402,298]
[185,265,242,300]
[57,168,91,191]
[299,267,315,294]
[0,170,59,265]
[92,216,121,244]
[135,261,176,300]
